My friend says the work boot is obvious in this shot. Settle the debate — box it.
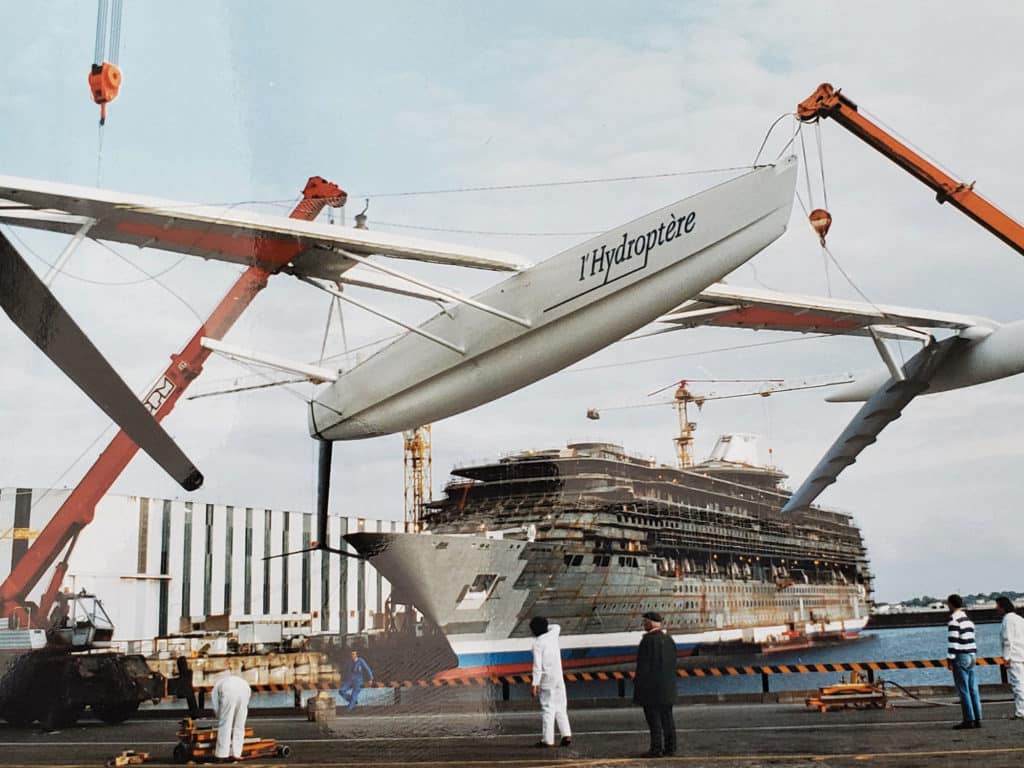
[952,721,973,730]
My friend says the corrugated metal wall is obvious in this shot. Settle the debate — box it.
[0,487,396,640]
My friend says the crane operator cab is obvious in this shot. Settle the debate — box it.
[47,590,115,651]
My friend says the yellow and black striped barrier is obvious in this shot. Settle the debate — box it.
[184,657,1007,702]
[365,657,1006,689]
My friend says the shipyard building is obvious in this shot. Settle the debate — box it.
[0,487,397,642]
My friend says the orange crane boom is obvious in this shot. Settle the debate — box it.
[0,176,346,628]
[797,83,1024,258]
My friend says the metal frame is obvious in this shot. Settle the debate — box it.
[199,337,339,383]
[297,276,465,355]
[334,247,532,328]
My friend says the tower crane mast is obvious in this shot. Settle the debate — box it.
[403,426,432,532]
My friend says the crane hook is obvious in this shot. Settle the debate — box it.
[808,208,832,246]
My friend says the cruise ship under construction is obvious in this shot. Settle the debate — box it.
[346,424,873,677]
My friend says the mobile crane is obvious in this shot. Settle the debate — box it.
[796,82,1024,257]
[0,177,346,728]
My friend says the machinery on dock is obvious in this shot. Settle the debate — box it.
[0,181,345,727]
[805,670,889,713]
[173,717,291,763]
[0,590,164,729]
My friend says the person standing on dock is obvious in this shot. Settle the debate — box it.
[530,616,572,748]
[947,594,982,729]
[339,649,374,712]
[996,596,1024,719]
[175,656,202,719]
[634,611,678,757]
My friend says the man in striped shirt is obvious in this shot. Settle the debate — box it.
[947,593,982,729]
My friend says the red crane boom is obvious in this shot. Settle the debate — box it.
[797,83,1024,258]
[0,176,346,627]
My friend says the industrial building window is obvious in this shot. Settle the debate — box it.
[181,503,193,619]
[203,504,214,616]
[158,500,171,637]
[281,511,290,613]
[301,515,311,613]
[8,489,30,572]
[320,515,330,632]
[338,517,349,633]
[357,526,366,632]
[137,497,149,573]
[224,505,234,614]
[376,521,385,616]
[244,508,253,615]
[563,554,583,566]
[262,509,272,615]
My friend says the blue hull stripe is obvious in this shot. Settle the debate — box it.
[457,642,699,670]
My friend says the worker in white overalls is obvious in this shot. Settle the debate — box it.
[211,668,252,761]
[530,616,572,748]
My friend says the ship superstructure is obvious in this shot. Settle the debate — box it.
[346,436,872,675]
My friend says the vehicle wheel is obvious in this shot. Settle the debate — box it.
[40,698,82,730]
[278,744,291,758]
[1,712,32,728]
[92,701,139,724]
[172,743,189,763]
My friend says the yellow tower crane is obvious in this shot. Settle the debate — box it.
[403,425,433,532]
[588,377,851,468]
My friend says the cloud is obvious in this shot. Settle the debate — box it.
[2,1,1023,604]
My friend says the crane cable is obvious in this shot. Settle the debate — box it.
[90,0,124,184]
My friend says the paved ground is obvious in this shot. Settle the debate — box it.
[1,696,1022,767]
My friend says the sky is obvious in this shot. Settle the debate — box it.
[1,1,1023,603]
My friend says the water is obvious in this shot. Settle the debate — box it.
[677,625,1003,696]
[557,624,1005,700]
[148,625,1005,711]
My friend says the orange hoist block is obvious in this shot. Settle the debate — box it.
[808,208,832,245]
[88,62,122,124]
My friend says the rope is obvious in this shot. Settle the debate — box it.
[860,105,967,182]
[108,0,123,66]
[799,129,815,210]
[774,117,804,162]
[880,679,958,707]
[752,113,793,166]
[352,166,754,199]
[1,225,189,288]
[567,334,834,373]
[372,220,602,238]
[93,0,108,64]
[185,377,311,400]
[794,190,889,319]
[815,120,829,211]
[96,121,104,187]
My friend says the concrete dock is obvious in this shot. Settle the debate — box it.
[2,696,1023,768]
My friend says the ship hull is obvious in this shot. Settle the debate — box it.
[346,531,869,677]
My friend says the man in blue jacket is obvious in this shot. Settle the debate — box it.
[339,650,374,711]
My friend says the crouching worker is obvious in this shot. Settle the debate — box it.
[530,616,572,748]
[211,670,252,762]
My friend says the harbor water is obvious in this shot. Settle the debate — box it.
[556,624,1005,701]
[147,624,1003,711]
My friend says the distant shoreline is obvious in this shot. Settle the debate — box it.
[867,608,1014,629]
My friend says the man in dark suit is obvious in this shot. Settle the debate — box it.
[633,611,677,757]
